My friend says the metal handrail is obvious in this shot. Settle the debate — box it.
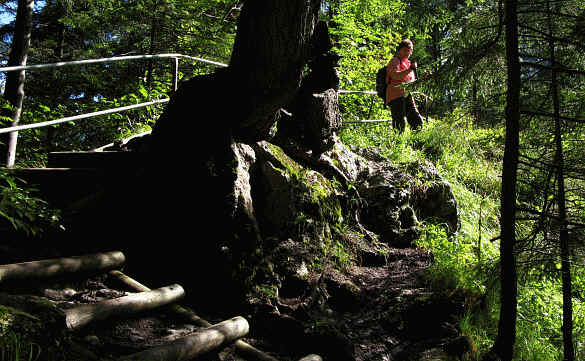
[0,99,170,135]
[0,53,227,73]
[0,53,386,137]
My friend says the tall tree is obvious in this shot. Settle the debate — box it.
[492,0,520,358]
[547,0,574,358]
[1,0,34,167]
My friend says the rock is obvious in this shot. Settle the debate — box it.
[42,287,77,301]
[252,141,343,245]
[324,274,362,312]
[408,165,459,233]
[402,293,465,340]
[298,354,323,361]
[326,142,460,241]
[306,324,354,361]
[444,335,473,360]
[84,335,100,346]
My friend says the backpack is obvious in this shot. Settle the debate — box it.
[375,65,388,102]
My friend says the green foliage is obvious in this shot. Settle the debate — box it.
[0,98,15,126]
[329,0,409,124]
[0,331,41,361]
[0,171,62,236]
[515,277,585,360]
[416,224,479,291]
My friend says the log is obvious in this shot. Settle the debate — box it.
[117,316,249,361]
[108,270,280,361]
[298,355,323,361]
[0,251,125,283]
[64,284,184,330]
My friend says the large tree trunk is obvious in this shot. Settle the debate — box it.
[492,0,520,359]
[135,0,322,309]
[228,0,321,140]
[1,0,34,167]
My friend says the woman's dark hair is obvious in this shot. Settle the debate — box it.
[396,39,414,53]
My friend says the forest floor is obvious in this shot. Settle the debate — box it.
[0,231,473,361]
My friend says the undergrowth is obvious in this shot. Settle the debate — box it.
[0,171,63,237]
[339,109,584,360]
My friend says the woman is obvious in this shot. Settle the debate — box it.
[386,39,423,132]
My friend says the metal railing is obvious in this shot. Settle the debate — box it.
[0,53,389,164]
[0,54,227,136]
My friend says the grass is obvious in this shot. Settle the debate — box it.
[0,332,41,361]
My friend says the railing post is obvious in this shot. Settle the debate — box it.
[173,57,179,91]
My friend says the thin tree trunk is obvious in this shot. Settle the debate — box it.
[547,1,575,359]
[2,0,34,167]
[145,0,160,90]
[492,0,520,359]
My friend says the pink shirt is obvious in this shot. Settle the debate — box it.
[385,56,415,103]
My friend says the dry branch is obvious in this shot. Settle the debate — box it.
[108,270,280,361]
[64,284,184,330]
[117,316,249,361]
[0,251,125,283]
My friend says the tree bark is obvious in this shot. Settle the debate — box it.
[492,0,520,359]
[117,316,249,361]
[228,0,322,140]
[2,0,34,167]
[64,284,185,330]
[0,251,126,283]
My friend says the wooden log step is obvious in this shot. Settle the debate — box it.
[64,284,185,330]
[5,167,108,187]
[298,355,323,361]
[0,251,126,283]
[47,151,147,169]
[117,316,249,361]
[4,167,109,207]
[108,270,280,361]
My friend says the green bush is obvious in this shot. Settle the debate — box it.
[0,171,62,236]
[516,278,585,360]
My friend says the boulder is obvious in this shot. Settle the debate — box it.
[323,142,459,245]
[404,160,460,234]
[252,141,343,245]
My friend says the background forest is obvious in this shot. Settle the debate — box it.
[0,0,584,360]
